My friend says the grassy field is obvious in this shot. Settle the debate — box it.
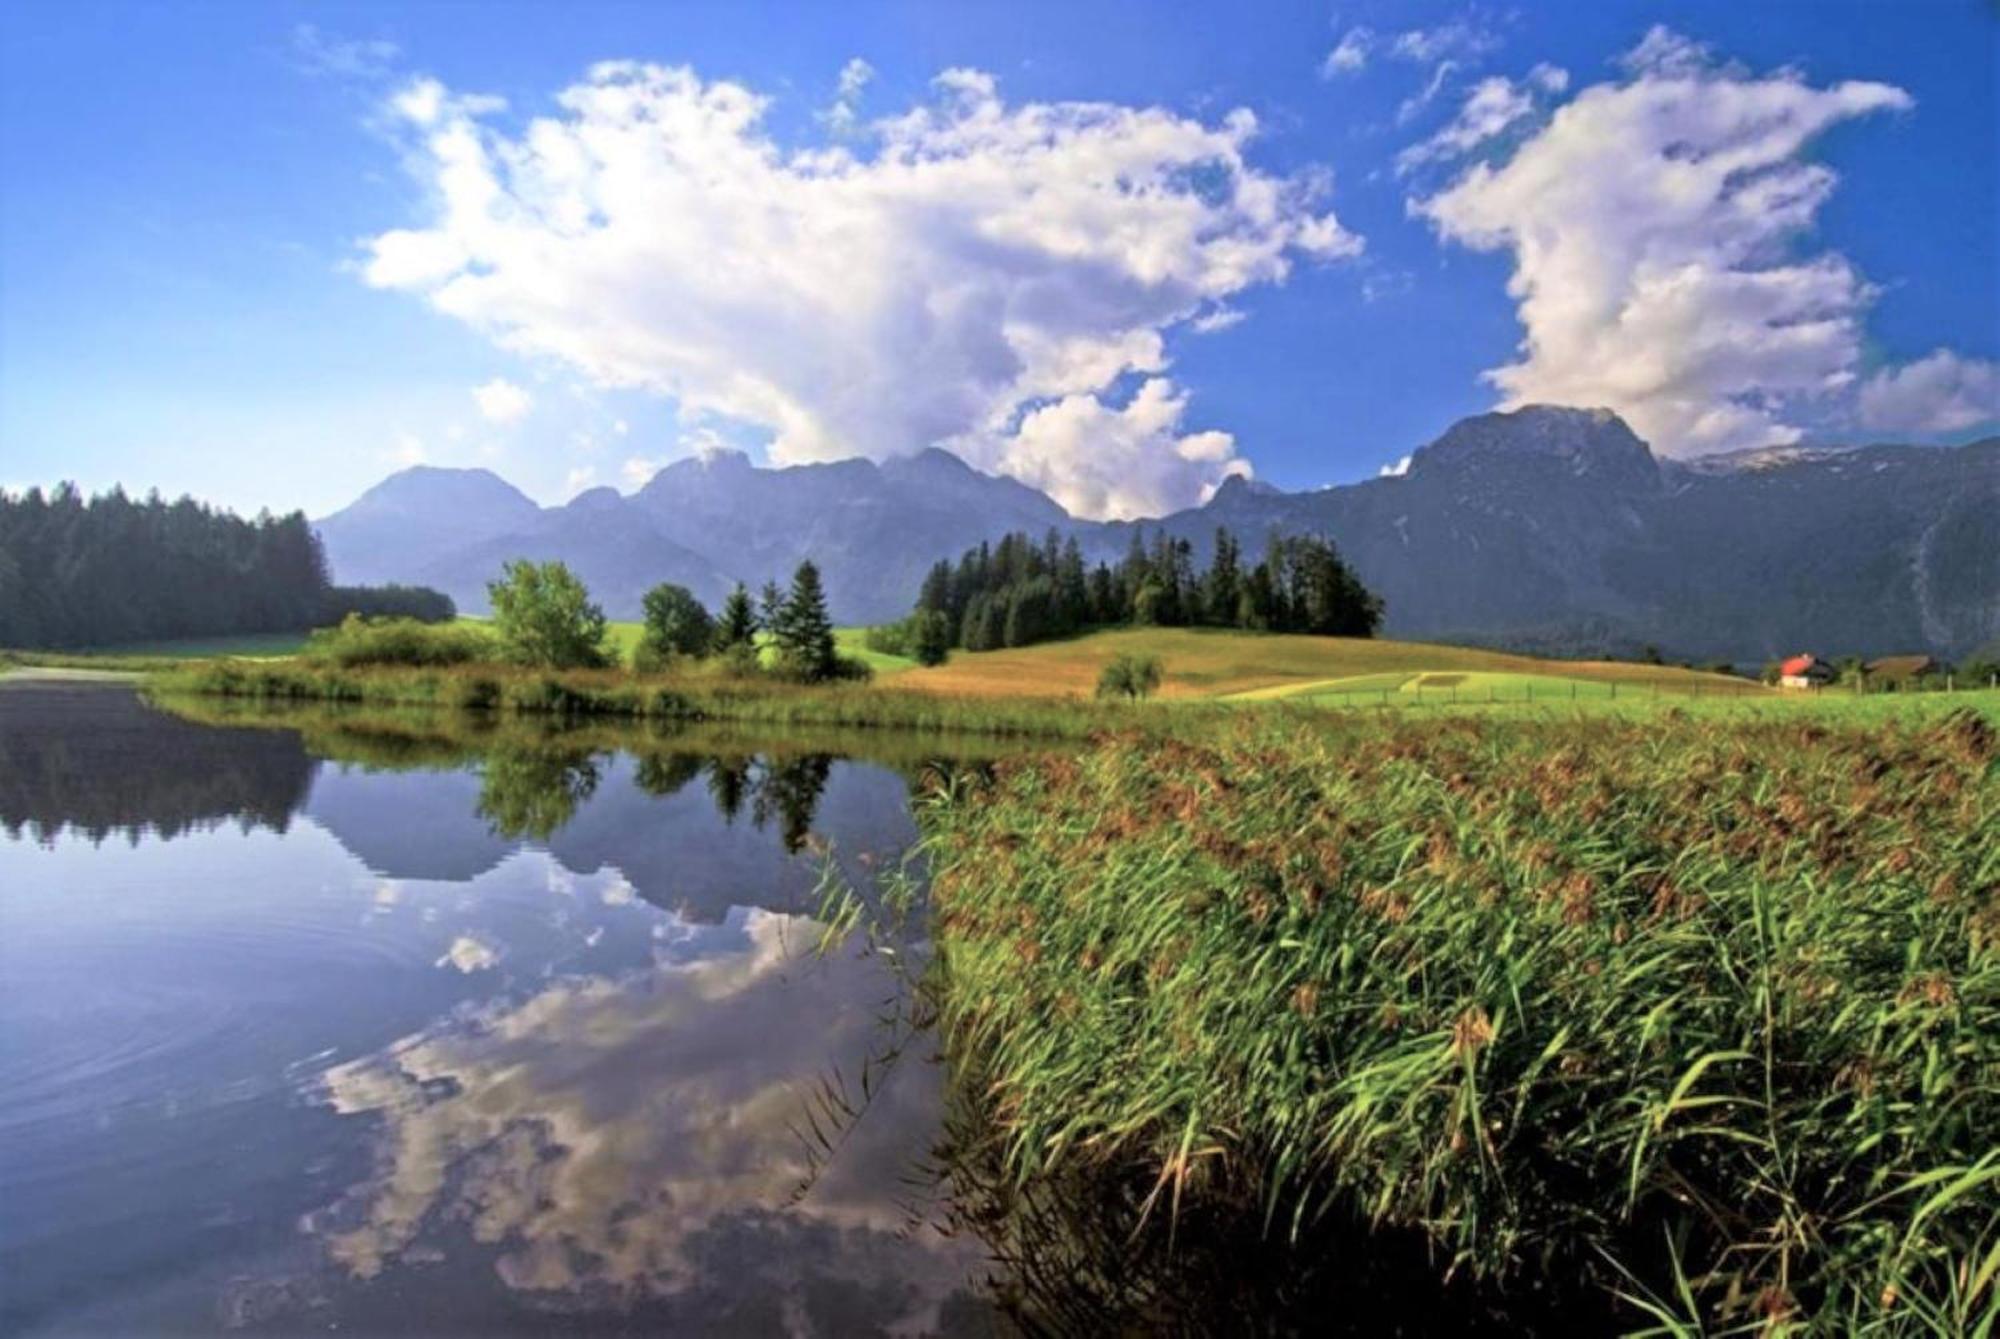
[896,627,1765,701]
[904,707,2000,1332]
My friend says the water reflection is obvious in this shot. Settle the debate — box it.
[0,679,312,844]
[0,684,1006,1335]
[308,911,982,1330]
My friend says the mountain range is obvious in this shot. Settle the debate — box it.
[315,406,1999,663]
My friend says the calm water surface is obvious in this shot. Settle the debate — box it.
[0,681,1006,1336]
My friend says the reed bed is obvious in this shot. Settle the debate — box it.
[918,709,1999,1332]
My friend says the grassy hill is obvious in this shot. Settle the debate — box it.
[896,627,1764,701]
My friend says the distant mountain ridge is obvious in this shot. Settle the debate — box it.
[314,408,1999,661]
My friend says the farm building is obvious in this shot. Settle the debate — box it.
[1778,654,1837,690]
[1863,655,1935,686]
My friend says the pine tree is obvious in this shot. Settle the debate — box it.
[1204,528,1241,628]
[717,584,758,649]
[772,560,836,680]
[759,580,784,636]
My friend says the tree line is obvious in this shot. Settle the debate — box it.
[317,555,859,683]
[886,526,1383,657]
[0,483,453,648]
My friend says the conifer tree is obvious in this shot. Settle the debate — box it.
[772,560,836,680]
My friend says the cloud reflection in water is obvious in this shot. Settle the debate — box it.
[310,909,986,1329]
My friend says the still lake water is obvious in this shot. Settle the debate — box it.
[0,680,1008,1336]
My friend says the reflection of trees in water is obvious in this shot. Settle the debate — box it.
[475,749,603,842]
[0,684,314,844]
[752,755,833,854]
[705,755,751,823]
[478,745,837,853]
[632,751,704,800]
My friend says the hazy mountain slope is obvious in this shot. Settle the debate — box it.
[315,409,1996,659]
[315,466,542,588]
[632,447,1068,621]
[1133,410,1996,661]
[413,489,737,617]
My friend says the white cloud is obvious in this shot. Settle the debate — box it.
[1379,454,1412,477]
[621,457,666,488]
[1397,74,1541,173]
[1321,28,1373,77]
[1413,29,1913,457]
[1858,351,2000,435]
[1398,60,1461,124]
[563,465,598,495]
[473,377,534,424]
[1390,19,1502,66]
[1190,306,1246,334]
[390,432,427,466]
[824,57,874,133]
[985,377,1246,521]
[361,63,1357,518]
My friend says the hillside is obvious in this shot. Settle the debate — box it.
[893,627,1763,700]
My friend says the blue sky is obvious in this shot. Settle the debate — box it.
[2,0,1994,520]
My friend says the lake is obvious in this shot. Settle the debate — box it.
[0,679,1010,1336]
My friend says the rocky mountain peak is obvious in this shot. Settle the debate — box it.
[1408,404,1659,491]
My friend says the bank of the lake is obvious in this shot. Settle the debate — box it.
[146,657,1144,740]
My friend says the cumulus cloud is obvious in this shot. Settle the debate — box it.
[473,377,533,424]
[1412,27,1913,457]
[361,62,1357,518]
[1858,350,2000,435]
[991,377,1247,521]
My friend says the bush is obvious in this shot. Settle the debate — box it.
[487,560,611,670]
[638,582,715,662]
[1096,652,1164,700]
[302,614,495,668]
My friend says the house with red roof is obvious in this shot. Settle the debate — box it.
[1778,654,1837,690]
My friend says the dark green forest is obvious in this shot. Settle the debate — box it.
[0,484,450,648]
[900,527,1384,654]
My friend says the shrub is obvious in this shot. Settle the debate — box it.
[637,582,716,661]
[487,560,611,670]
[1095,652,1163,700]
[302,614,495,668]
